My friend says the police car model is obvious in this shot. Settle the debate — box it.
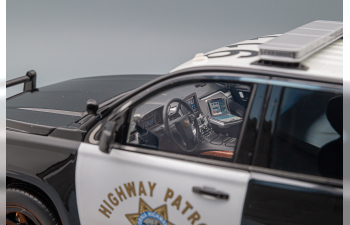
[6,20,343,225]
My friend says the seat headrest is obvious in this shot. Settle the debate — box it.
[326,95,343,135]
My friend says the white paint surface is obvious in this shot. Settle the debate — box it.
[76,143,250,225]
[171,36,343,84]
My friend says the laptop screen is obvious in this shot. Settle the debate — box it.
[209,99,228,116]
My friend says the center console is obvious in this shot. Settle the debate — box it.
[182,93,240,150]
[207,98,242,128]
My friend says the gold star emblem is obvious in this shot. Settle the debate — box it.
[125,198,174,225]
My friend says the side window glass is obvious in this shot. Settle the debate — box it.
[270,87,343,179]
[126,82,253,161]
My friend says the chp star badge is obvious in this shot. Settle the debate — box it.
[125,198,174,225]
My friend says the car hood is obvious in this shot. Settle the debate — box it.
[7,74,160,127]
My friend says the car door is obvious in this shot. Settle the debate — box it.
[241,79,343,225]
[75,73,269,225]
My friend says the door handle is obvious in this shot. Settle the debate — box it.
[192,186,229,200]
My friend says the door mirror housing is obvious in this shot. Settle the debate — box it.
[99,121,116,153]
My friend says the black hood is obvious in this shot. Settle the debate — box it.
[7,74,160,127]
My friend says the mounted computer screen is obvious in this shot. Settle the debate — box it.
[209,99,228,116]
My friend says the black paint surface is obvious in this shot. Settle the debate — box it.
[7,75,160,127]
[7,131,82,225]
[242,180,343,225]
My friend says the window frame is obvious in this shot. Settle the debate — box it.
[118,72,266,163]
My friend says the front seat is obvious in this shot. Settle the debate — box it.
[317,95,343,180]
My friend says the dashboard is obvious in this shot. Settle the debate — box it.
[183,92,202,115]
[186,96,198,113]
[139,106,163,130]
[130,83,250,155]
[138,92,202,132]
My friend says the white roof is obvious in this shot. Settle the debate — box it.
[171,35,343,84]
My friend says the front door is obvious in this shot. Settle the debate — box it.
[76,143,250,225]
[75,78,265,225]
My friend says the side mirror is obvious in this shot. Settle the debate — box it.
[86,99,98,115]
[99,121,116,153]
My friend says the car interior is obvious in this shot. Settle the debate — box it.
[127,82,252,161]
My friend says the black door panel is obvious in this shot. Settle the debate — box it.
[241,179,342,225]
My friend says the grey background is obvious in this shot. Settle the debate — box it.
[7,0,342,97]
[5,1,348,222]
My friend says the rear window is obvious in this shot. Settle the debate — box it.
[269,88,342,180]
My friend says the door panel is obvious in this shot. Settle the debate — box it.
[241,173,343,225]
[76,143,250,225]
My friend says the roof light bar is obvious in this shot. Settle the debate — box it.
[259,20,343,63]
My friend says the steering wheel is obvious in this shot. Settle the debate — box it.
[163,98,200,153]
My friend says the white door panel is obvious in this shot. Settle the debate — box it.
[76,143,250,225]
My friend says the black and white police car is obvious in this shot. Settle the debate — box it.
[6,20,343,225]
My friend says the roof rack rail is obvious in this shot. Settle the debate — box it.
[6,70,37,92]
